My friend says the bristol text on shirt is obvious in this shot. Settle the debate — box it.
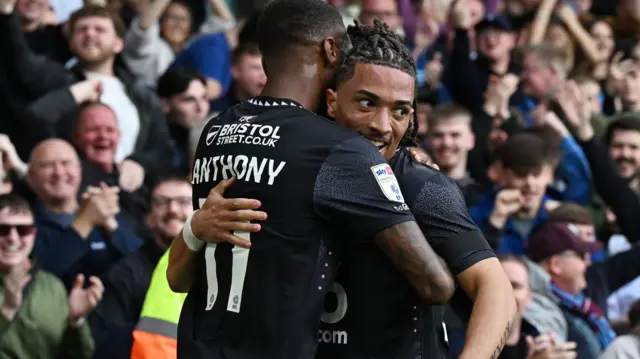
[206,123,281,147]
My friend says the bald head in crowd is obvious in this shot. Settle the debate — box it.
[27,139,82,212]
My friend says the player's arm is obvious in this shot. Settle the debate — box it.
[167,231,200,293]
[167,178,265,293]
[314,137,455,304]
[373,222,455,304]
[457,259,516,359]
[409,176,516,359]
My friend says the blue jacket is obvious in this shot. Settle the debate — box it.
[469,190,554,255]
[549,136,592,205]
[33,205,142,290]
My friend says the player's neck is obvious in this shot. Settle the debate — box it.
[260,71,323,112]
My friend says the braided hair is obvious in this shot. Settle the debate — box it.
[335,19,419,146]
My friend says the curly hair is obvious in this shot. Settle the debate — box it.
[335,20,419,146]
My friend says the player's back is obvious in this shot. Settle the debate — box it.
[178,97,410,359]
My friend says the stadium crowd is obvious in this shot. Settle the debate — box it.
[0,0,640,358]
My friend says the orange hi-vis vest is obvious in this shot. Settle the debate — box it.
[130,251,187,359]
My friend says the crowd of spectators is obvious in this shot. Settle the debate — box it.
[1,0,640,358]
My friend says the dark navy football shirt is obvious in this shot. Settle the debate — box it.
[177,97,415,359]
[316,147,495,359]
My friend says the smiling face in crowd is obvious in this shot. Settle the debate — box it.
[427,115,475,173]
[609,128,640,180]
[160,2,192,49]
[0,207,35,271]
[326,63,415,162]
[74,104,120,172]
[148,179,193,248]
[27,140,82,206]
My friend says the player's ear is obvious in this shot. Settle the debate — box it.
[326,88,338,118]
[322,37,340,67]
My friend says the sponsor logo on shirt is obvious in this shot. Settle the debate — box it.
[206,122,281,147]
[238,115,256,123]
[206,125,222,146]
[370,164,405,203]
[319,282,348,345]
[394,203,409,212]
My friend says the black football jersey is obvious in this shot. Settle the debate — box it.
[316,147,495,359]
[177,97,414,359]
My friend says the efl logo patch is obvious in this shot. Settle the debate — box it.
[370,163,405,203]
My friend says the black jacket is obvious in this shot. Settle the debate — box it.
[89,239,165,359]
[0,11,173,177]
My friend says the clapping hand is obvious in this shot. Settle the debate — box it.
[0,259,31,320]
[68,274,104,327]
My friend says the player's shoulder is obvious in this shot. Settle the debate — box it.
[391,147,458,190]
[228,97,361,141]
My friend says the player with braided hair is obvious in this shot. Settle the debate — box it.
[315,19,516,359]
[336,19,420,148]
[181,14,515,359]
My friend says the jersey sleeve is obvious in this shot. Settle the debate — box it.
[313,136,415,241]
[411,173,495,275]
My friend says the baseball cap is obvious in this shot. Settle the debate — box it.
[526,222,602,263]
[476,14,513,33]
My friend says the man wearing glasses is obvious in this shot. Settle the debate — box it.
[89,175,193,358]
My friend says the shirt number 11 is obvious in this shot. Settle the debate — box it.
[200,198,251,313]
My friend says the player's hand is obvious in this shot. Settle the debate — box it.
[192,177,268,249]
[407,147,439,170]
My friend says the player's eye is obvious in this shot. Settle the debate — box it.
[358,99,374,108]
[393,107,411,116]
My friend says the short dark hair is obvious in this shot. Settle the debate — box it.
[69,5,126,39]
[232,42,261,65]
[497,253,529,271]
[605,114,640,147]
[498,132,560,176]
[547,203,594,226]
[257,0,347,60]
[335,20,419,146]
[0,194,32,216]
[157,67,206,99]
[147,173,192,203]
[151,174,191,192]
[428,103,471,129]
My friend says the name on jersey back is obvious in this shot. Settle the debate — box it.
[192,155,286,186]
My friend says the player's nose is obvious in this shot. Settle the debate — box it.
[368,111,392,136]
